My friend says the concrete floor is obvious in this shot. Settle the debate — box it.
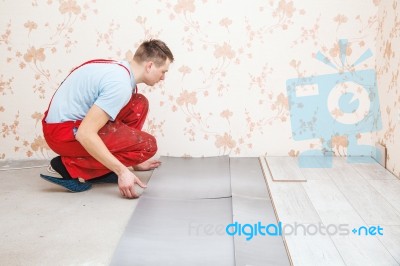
[0,160,152,266]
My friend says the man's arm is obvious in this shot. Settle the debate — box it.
[75,104,146,198]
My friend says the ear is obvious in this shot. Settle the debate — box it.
[145,61,154,72]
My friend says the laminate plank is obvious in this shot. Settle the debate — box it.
[260,157,320,224]
[285,233,345,266]
[262,157,341,265]
[303,179,399,265]
[326,160,400,225]
[262,156,400,265]
[265,156,306,182]
[297,156,336,180]
[367,179,400,215]
[352,161,397,180]
[331,156,394,182]
[302,180,364,224]
[331,233,398,266]
[377,226,400,263]
[299,167,331,180]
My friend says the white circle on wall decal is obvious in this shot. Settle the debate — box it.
[327,81,370,124]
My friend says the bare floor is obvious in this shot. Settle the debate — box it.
[0,161,152,266]
[2,157,400,266]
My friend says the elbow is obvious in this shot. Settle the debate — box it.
[75,129,83,143]
[75,128,90,144]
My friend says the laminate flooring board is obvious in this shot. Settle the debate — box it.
[297,157,331,180]
[377,226,400,263]
[331,234,399,266]
[366,179,400,215]
[260,157,321,224]
[262,157,345,265]
[230,157,269,199]
[262,156,400,265]
[297,156,328,167]
[302,180,400,265]
[302,180,365,225]
[327,164,400,225]
[110,197,234,266]
[232,196,290,266]
[331,156,354,168]
[265,156,306,182]
[143,156,231,199]
[284,233,346,266]
[298,167,331,181]
[351,161,397,180]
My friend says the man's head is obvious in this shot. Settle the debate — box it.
[133,39,174,86]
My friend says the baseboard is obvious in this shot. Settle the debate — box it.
[374,142,387,168]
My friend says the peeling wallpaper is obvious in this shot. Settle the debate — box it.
[0,0,397,177]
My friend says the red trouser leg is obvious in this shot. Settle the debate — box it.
[42,94,157,180]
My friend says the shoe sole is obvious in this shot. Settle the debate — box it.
[40,174,92,192]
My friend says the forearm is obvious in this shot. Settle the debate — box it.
[76,131,128,176]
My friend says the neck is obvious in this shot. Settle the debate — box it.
[129,60,144,84]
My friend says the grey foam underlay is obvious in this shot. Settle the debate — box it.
[111,157,289,266]
[232,196,290,266]
[142,156,231,199]
[110,197,235,266]
[230,157,269,199]
[230,158,290,266]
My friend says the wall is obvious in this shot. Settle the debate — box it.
[0,1,385,164]
[375,0,400,178]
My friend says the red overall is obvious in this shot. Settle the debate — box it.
[42,60,157,180]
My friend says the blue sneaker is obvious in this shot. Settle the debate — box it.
[40,174,92,192]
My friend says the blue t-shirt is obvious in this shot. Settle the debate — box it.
[46,60,135,123]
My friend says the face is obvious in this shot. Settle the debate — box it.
[144,59,171,86]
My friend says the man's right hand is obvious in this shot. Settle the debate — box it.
[118,169,147,199]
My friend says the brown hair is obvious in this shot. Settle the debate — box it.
[133,39,174,66]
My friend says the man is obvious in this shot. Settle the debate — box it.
[41,39,174,199]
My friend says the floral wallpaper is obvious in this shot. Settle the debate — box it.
[0,0,397,177]
[375,0,400,178]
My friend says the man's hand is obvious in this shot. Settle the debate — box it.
[134,159,161,171]
[118,169,147,199]
[76,105,150,199]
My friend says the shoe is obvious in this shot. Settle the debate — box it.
[48,164,87,183]
[40,174,92,192]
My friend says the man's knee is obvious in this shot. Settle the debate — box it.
[145,134,158,156]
